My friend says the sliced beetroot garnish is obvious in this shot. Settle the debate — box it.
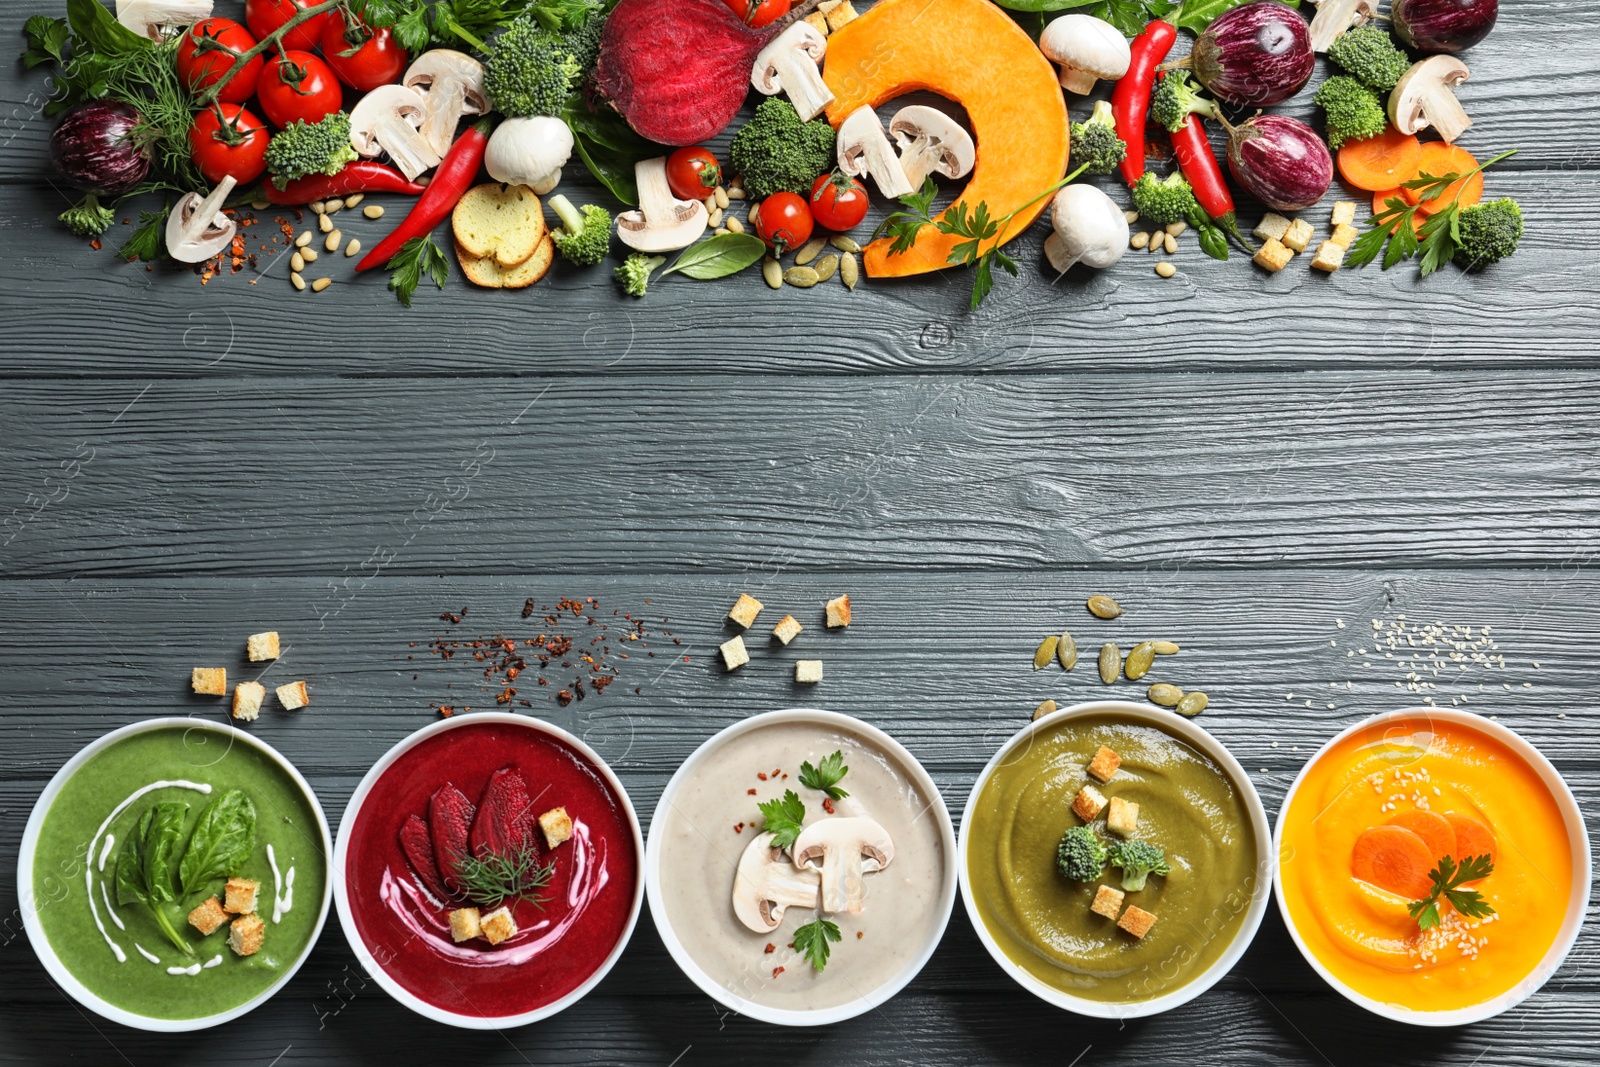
[470,766,537,861]
[399,813,452,902]
[429,782,476,889]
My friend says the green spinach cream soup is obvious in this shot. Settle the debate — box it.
[966,715,1256,1003]
[32,725,327,1020]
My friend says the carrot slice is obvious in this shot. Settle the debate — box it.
[1443,813,1497,869]
[1372,188,1423,234]
[1403,142,1483,216]
[1337,127,1423,191]
[1388,811,1457,864]
[1351,825,1436,899]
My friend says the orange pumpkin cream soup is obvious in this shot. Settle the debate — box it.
[1279,715,1572,1012]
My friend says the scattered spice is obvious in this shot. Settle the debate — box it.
[771,966,784,978]
[757,772,768,781]
[822,797,835,814]
[747,788,757,795]
[733,822,745,833]
[764,942,775,954]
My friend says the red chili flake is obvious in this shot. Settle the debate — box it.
[757,772,768,781]
[507,667,520,681]
[822,798,835,814]
[772,768,781,776]
[747,788,757,795]
[764,943,775,954]
[733,822,744,833]
[771,966,784,978]
[856,931,864,939]
[438,706,454,717]
[441,611,462,623]
[557,689,574,706]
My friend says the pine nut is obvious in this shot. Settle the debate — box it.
[325,230,341,251]
[345,238,360,257]
[290,271,306,290]
[1124,209,1139,223]
[318,213,332,233]
[726,186,746,200]
[344,194,364,208]
[309,201,325,214]
[1155,261,1177,278]
[708,207,724,228]
[1130,232,1149,250]
[290,252,305,272]
[324,200,341,214]
[301,247,318,262]
[1165,221,1187,236]
[714,227,728,236]
[295,230,313,247]
[311,277,332,291]
[715,186,729,209]
[363,205,385,219]
[1163,233,1177,254]
[727,216,744,234]
[250,199,270,210]
[703,195,716,212]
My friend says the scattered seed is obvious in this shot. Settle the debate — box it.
[290,251,305,272]
[829,234,862,254]
[1034,635,1060,670]
[249,198,270,211]
[1147,233,1162,253]
[714,227,729,236]
[727,185,746,200]
[1151,640,1180,655]
[1177,691,1209,717]
[840,252,859,290]
[325,199,341,214]
[1130,232,1150,250]
[290,271,306,291]
[1155,261,1177,278]
[1057,632,1078,671]
[1098,643,1121,684]
[325,230,341,251]
[1165,221,1187,237]
[794,237,827,265]
[345,193,364,208]
[1148,683,1184,707]
[708,207,724,229]
[784,266,820,287]
[703,195,716,213]
[1163,233,1177,254]
[318,213,333,233]
[1125,641,1156,680]
[1033,699,1058,722]
[813,253,838,281]
[309,200,325,214]
[762,257,782,290]
[345,238,360,257]
[727,216,745,234]
[1124,209,1139,223]
[295,230,313,248]
[301,246,318,262]
[715,186,729,209]
[1087,595,1123,620]
[363,204,385,219]
[311,276,332,292]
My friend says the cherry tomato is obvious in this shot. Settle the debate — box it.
[665,147,722,202]
[720,0,790,25]
[809,170,869,231]
[319,12,408,91]
[244,0,332,53]
[189,103,269,185]
[754,191,813,254]
[176,18,262,103]
[257,50,342,127]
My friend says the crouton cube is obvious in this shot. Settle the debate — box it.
[480,905,517,945]
[795,659,823,684]
[1330,200,1356,228]
[232,681,266,722]
[719,635,749,671]
[1252,213,1291,242]
[188,896,228,936]
[1329,223,1359,249]
[825,0,858,30]
[228,913,265,956]
[1072,784,1107,822]
[1253,237,1293,273]
[1310,240,1347,273]
[728,593,764,629]
[1118,905,1158,939]
[449,907,482,942]
[1281,218,1314,253]
[825,595,852,628]
[1107,796,1140,837]
[539,806,573,849]
[275,680,309,710]
[803,9,829,34]
[191,667,227,696]
[1090,884,1126,921]
[224,876,260,915]
[1086,745,1121,783]
[772,614,803,645]
[246,631,280,661]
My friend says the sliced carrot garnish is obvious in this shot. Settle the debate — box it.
[1337,127,1423,192]
[1388,811,1457,864]
[1352,825,1436,899]
[1443,813,1497,870]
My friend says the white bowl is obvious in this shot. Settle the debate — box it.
[645,708,958,1027]
[1273,708,1592,1026]
[332,712,644,1029]
[959,700,1273,1019]
[17,717,334,1032]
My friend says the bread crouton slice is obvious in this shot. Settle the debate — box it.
[1107,796,1140,837]
[246,631,280,661]
[1117,904,1157,939]
[728,593,764,629]
[1328,223,1359,249]
[229,913,265,956]
[480,905,517,945]
[772,614,803,645]
[224,876,259,915]
[275,680,309,710]
[188,896,229,936]
[539,806,572,849]
[1086,745,1121,783]
[795,659,823,683]
[449,907,482,943]
[1310,240,1347,273]
[719,635,749,671]
[191,667,227,696]
[1253,213,1291,242]
[825,595,852,628]
[1072,784,1107,822]
[232,681,266,722]
[825,0,858,30]
[1281,217,1314,253]
[1253,237,1293,273]
[803,8,829,34]
[1090,883,1126,921]
[1330,200,1356,228]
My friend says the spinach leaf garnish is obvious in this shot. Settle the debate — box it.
[115,801,193,954]
[178,789,257,896]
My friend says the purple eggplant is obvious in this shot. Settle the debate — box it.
[1393,0,1498,53]
[1222,113,1332,213]
[1192,1,1315,107]
[49,101,150,196]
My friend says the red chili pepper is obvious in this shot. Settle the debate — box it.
[1170,114,1254,251]
[258,162,427,205]
[356,117,493,272]
[1111,20,1178,188]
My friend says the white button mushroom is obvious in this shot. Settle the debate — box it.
[615,156,709,253]
[1043,183,1129,274]
[1038,13,1132,95]
[836,106,914,200]
[484,116,573,195]
[751,20,834,122]
[1389,55,1473,145]
[403,49,488,158]
[791,816,894,915]
[730,832,821,934]
[888,105,975,190]
[348,83,443,182]
[115,0,212,40]
[164,174,238,264]
[1307,0,1376,53]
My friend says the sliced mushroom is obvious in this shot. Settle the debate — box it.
[836,106,914,200]
[403,50,488,158]
[348,84,442,182]
[731,832,821,934]
[1307,0,1376,53]
[1038,13,1131,95]
[116,0,213,40]
[889,105,975,190]
[792,816,894,915]
[751,21,834,122]
[164,174,237,263]
[1389,55,1473,144]
[615,156,708,253]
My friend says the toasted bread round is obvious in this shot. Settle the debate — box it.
[456,234,555,290]
[452,183,545,267]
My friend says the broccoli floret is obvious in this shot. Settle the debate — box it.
[1454,197,1523,270]
[615,252,664,297]
[554,0,606,75]
[1130,171,1199,227]
[484,15,584,118]
[728,98,836,200]
[1056,825,1110,882]
[59,193,114,238]
[1069,99,1127,176]
[265,112,358,189]
[1107,840,1170,892]
[1327,24,1410,92]
[1313,75,1388,150]
[547,194,613,266]
[1149,71,1221,134]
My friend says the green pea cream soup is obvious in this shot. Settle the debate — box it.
[30,725,327,1020]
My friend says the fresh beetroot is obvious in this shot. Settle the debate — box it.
[429,782,476,890]
[469,766,537,860]
[593,0,822,145]
[399,813,453,902]
[1220,112,1332,213]
[1191,1,1314,107]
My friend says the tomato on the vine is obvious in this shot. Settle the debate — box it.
[809,170,869,231]
[665,147,722,202]
[720,0,790,26]
[257,50,342,127]
[243,0,332,53]
[754,191,813,253]
[176,18,262,103]
[319,12,408,91]
[189,103,269,184]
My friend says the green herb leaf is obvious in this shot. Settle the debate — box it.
[1407,853,1496,931]
[1171,0,1295,36]
[21,15,70,68]
[1348,150,1517,276]
[178,789,257,896]
[385,235,449,307]
[451,842,556,909]
[873,177,939,256]
[1082,0,1178,37]
[116,209,165,261]
[115,819,150,908]
[659,232,767,280]
[757,789,806,852]
[566,98,656,207]
[798,751,850,800]
[116,802,196,955]
[142,801,188,904]
[792,917,842,971]
[67,0,151,55]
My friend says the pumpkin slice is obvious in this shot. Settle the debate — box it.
[822,0,1069,278]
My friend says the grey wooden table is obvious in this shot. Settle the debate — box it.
[2,0,1598,1061]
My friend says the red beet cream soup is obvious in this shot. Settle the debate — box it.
[344,721,638,1016]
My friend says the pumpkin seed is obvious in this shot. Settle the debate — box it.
[1098,643,1120,684]
[1148,683,1184,707]
[1033,635,1060,670]
[794,237,827,265]
[1177,692,1209,717]
[784,266,820,288]
[829,234,862,254]
[1151,640,1180,655]
[840,252,859,290]
[1032,699,1058,721]
[1087,595,1123,619]
[1125,641,1156,680]
[813,253,838,281]
[762,257,782,289]
[1056,632,1078,671]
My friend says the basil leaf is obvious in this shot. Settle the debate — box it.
[990,0,1097,11]
[659,233,767,280]
[178,789,257,895]
[67,0,152,55]
[565,100,656,207]
[142,801,188,903]
[1082,0,1178,38]
[114,817,150,907]
[1173,0,1297,35]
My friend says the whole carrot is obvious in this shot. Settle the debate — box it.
[1111,20,1178,188]
[356,118,494,272]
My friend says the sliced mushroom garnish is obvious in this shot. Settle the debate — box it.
[165,174,238,263]
[792,816,894,915]
[837,106,914,200]
[1307,0,1376,53]
[116,0,213,40]
[888,105,975,190]
[403,49,488,159]
[615,156,709,253]
[751,21,834,122]
[731,832,822,934]
[1389,55,1473,144]
[348,84,442,182]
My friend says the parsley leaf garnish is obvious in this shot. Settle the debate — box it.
[873,177,938,257]
[116,208,166,262]
[1407,854,1496,931]
[798,750,850,801]
[1346,149,1515,277]
[757,789,805,851]
[385,235,449,307]
[792,917,842,972]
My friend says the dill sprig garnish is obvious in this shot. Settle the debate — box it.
[451,843,556,910]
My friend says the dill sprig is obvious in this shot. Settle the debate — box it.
[450,843,555,910]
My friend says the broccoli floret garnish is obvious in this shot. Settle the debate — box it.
[615,252,664,297]
[1056,825,1110,882]
[1107,840,1170,891]
[59,194,115,238]
[1327,24,1410,92]
[1130,170,1199,227]
[1313,75,1388,150]
[547,194,612,266]
[728,98,837,200]
[1149,72,1221,134]
[484,15,585,118]
[1454,197,1523,270]
[265,112,358,189]
[1068,99,1127,176]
